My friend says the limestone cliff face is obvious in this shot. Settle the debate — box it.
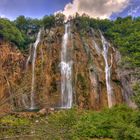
[115,50,138,108]
[71,30,123,110]
[0,24,136,113]
[0,41,25,114]
[23,25,124,110]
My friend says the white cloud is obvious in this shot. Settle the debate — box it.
[61,0,130,19]
[0,15,6,18]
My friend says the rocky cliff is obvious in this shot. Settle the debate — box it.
[0,41,25,115]
[0,22,137,114]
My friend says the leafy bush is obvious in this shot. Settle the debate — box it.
[45,106,140,140]
[73,105,140,140]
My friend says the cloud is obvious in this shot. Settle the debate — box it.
[128,5,140,16]
[0,15,6,18]
[62,0,130,19]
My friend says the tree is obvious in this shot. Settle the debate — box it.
[42,15,55,29]
[0,18,24,46]
[15,16,41,32]
[14,15,28,31]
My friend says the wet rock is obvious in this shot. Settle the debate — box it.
[38,108,47,115]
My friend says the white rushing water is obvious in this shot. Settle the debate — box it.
[100,32,113,108]
[61,22,73,109]
[30,30,41,110]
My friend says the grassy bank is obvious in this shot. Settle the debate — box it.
[0,105,140,140]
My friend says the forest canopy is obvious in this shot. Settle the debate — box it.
[0,18,24,46]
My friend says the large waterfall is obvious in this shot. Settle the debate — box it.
[60,22,73,109]
[30,30,41,110]
[100,32,113,108]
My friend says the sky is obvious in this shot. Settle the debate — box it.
[0,0,140,20]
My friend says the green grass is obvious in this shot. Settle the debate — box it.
[0,105,140,140]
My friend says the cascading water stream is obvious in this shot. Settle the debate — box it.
[93,40,101,54]
[26,44,32,71]
[60,22,73,109]
[100,32,113,108]
[30,30,41,110]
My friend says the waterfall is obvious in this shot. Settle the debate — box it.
[100,32,113,108]
[26,44,32,71]
[30,30,41,110]
[60,22,73,109]
[93,40,101,54]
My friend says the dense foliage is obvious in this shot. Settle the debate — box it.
[0,14,64,49]
[0,18,24,46]
[105,17,140,67]
[0,106,140,140]
[14,15,41,32]
[14,16,42,49]
[0,17,41,49]
[42,15,55,29]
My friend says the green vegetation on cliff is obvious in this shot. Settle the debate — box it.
[0,14,64,50]
[105,17,140,67]
[1,15,140,67]
[74,15,140,68]
[0,18,24,46]
[0,17,39,49]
